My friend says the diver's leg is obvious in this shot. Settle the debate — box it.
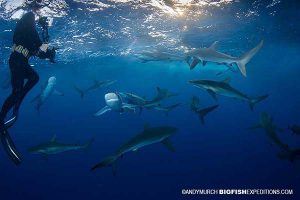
[13,65,39,114]
[0,58,24,129]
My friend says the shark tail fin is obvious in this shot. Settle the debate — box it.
[74,86,84,98]
[249,94,269,111]
[91,155,119,175]
[236,40,264,77]
[197,105,219,125]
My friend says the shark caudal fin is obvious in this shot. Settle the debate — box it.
[74,86,84,98]
[197,105,219,125]
[91,155,119,175]
[249,94,269,111]
[236,40,264,77]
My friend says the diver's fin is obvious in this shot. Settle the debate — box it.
[247,124,263,130]
[249,94,269,111]
[236,40,263,77]
[0,129,22,165]
[207,90,217,101]
[4,114,17,129]
[209,41,219,50]
[94,106,111,116]
[197,105,219,125]
[161,138,175,152]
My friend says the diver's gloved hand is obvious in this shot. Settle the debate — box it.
[36,46,57,63]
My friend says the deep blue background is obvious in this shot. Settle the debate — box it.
[0,0,300,199]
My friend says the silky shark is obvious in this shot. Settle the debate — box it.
[185,40,264,77]
[28,135,94,156]
[118,88,178,114]
[248,112,288,150]
[74,80,116,98]
[91,125,177,175]
[31,76,64,111]
[189,78,268,110]
[190,96,218,125]
[153,103,181,116]
[148,87,179,104]
[94,93,137,116]
[137,50,184,63]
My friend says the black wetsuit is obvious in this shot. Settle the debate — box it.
[0,12,42,127]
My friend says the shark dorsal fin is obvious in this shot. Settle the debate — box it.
[144,123,151,130]
[222,77,231,84]
[50,134,57,142]
[209,41,219,50]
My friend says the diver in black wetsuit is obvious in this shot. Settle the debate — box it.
[0,12,56,165]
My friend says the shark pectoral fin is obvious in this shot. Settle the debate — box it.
[54,90,64,96]
[162,139,175,152]
[189,58,200,70]
[247,124,262,130]
[207,90,217,101]
[94,106,111,116]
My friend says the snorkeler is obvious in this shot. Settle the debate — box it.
[0,12,56,165]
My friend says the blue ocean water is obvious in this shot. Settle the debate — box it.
[0,0,300,199]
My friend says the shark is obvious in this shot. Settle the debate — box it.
[189,78,268,110]
[118,88,178,114]
[136,50,184,63]
[91,125,177,175]
[185,40,264,77]
[248,112,288,150]
[74,80,116,98]
[94,93,137,116]
[153,103,181,116]
[190,96,218,125]
[31,76,64,111]
[28,135,94,156]
[147,87,179,105]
